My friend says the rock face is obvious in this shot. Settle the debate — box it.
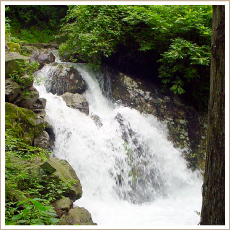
[46,64,87,95]
[91,66,208,171]
[40,157,82,201]
[30,50,55,69]
[61,92,89,115]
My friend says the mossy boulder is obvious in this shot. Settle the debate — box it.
[5,102,45,145]
[5,52,29,78]
[40,157,82,201]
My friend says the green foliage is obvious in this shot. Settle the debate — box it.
[60,5,212,110]
[158,38,211,95]
[6,5,68,30]
[9,60,39,89]
[5,131,73,225]
[7,198,60,225]
[5,7,11,42]
[6,5,68,44]
[18,27,55,44]
[7,42,21,53]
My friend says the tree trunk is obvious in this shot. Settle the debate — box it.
[200,5,225,225]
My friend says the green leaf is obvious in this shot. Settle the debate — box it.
[30,199,46,211]
[12,214,23,221]
[49,217,60,224]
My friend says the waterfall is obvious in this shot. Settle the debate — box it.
[34,62,202,226]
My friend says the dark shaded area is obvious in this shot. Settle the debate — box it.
[6,5,68,30]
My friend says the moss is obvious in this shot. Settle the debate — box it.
[5,102,45,144]
[7,42,21,53]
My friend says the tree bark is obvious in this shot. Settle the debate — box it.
[200,5,225,225]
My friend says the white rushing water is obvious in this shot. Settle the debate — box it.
[34,62,203,227]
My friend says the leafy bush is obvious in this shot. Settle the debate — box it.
[158,38,211,95]
[9,60,39,89]
[7,198,60,225]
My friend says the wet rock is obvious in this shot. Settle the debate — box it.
[103,70,208,171]
[59,207,96,225]
[90,114,103,127]
[61,92,89,115]
[46,64,87,95]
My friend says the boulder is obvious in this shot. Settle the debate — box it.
[5,102,45,145]
[33,130,50,149]
[14,86,39,109]
[30,50,55,69]
[59,207,96,225]
[40,157,82,201]
[5,78,21,102]
[46,64,87,95]
[31,98,47,111]
[19,74,34,89]
[53,197,73,217]
[5,52,29,78]
[61,92,89,115]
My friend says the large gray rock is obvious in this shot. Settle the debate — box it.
[40,157,82,201]
[30,50,55,69]
[61,92,89,115]
[46,64,87,95]
[5,52,29,78]
[5,78,21,102]
[59,207,96,225]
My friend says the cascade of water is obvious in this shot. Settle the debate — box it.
[34,62,203,226]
